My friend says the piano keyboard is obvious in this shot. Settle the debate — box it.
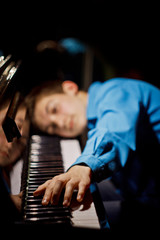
[21,135,71,225]
[20,135,101,229]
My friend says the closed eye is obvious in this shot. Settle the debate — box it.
[46,101,58,114]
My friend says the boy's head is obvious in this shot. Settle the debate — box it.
[26,80,87,138]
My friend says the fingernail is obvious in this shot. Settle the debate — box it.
[42,198,48,205]
[63,199,69,206]
[77,194,82,202]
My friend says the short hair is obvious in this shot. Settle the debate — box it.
[25,79,63,125]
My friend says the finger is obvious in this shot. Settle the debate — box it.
[42,180,55,205]
[77,182,88,202]
[42,178,65,205]
[50,180,65,205]
[33,180,51,196]
[63,181,76,206]
[18,191,23,198]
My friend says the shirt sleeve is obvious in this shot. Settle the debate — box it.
[70,84,142,182]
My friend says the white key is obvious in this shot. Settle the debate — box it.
[60,139,100,229]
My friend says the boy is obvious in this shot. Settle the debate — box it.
[26,78,160,216]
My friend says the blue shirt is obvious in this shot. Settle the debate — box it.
[72,78,160,205]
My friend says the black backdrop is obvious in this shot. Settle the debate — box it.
[0,1,159,88]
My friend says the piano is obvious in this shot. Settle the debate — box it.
[0,55,110,234]
[14,134,109,230]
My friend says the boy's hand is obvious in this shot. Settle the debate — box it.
[33,165,92,206]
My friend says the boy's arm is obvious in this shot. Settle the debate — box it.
[71,86,141,182]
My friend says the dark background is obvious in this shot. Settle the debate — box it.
[0,1,159,89]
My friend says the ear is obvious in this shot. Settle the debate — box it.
[62,81,79,95]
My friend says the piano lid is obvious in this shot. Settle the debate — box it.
[0,56,22,142]
[0,54,12,70]
[0,56,21,100]
[2,91,22,142]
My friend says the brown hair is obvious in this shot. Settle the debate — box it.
[25,79,63,124]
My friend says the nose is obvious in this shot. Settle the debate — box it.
[50,114,65,129]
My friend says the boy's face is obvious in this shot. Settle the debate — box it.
[34,91,87,138]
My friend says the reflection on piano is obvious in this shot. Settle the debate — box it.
[0,55,25,226]
[0,55,22,142]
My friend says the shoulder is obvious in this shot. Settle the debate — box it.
[89,78,160,104]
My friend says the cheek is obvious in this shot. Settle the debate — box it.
[61,97,83,115]
[35,102,49,126]
[60,101,75,114]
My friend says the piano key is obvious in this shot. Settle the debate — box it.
[30,155,62,162]
[27,184,39,189]
[24,215,71,223]
[25,213,71,221]
[13,135,102,229]
[30,162,62,167]
[60,139,81,172]
[60,139,100,229]
[28,209,71,215]
[30,142,60,149]
[29,172,61,177]
[30,152,62,157]
[28,179,50,185]
[26,198,43,205]
[29,168,62,174]
[25,205,70,214]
